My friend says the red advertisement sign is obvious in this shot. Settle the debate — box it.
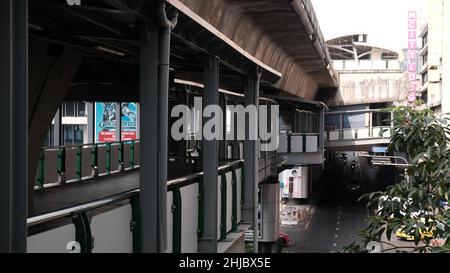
[98,131,116,142]
[121,131,136,141]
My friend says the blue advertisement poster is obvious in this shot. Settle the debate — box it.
[95,102,117,143]
[95,102,138,143]
[121,102,137,141]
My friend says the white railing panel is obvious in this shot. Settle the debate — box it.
[332,60,344,70]
[239,142,244,159]
[329,131,340,141]
[305,136,318,152]
[343,129,355,140]
[235,168,242,224]
[167,191,173,253]
[27,224,76,253]
[217,176,221,240]
[227,145,232,159]
[372,127,391,138]
[290,135,303,153]
[91,204,133,253]
[180,183,199,253]
[388,60,400,69]
[277,134,288,153]
[357,128,370,139]
[226,171,233,233]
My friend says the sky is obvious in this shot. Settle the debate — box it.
[311,0,428,52]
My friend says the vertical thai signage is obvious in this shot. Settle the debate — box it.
[95,102,117,143]
[407,10,418,103]
[121,102,137,141]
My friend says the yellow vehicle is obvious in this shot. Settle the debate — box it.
[395,225,434,241]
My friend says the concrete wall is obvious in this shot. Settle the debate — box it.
[421,0,450,113]
[442,0,450,114]
[324,71,409,107]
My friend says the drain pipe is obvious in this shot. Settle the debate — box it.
[152,0,178,253]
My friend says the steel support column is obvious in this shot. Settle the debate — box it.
[115,102,122,141]
[86,102,94,143]
[198,55,220,253]
[243,69,260,253]
[0,0,28,253]
[139,22,159,253]
[53,107,62,146]
[319,107,325,165]
[136,103,140,139]
[157,24,171,254]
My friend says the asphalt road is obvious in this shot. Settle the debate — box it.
[281,202,369,253]
[281,160,372,253]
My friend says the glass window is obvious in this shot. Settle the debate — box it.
[44,125,54,147]
[63,125,74,145]
[64,102,75,116]
[74,125,84,144]
[77,102,86,117]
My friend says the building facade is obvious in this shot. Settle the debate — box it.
[419,0,450,114]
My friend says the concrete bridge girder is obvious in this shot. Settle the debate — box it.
[176,0,336,99]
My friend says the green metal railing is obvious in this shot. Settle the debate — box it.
[167,159,244,253]
[35,140,140,188]
[28,159,245,253]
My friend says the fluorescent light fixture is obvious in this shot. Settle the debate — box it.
[95,46,125,57]
[28,23,43,31]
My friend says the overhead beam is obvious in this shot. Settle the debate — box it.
[60,5,129,36]
[103,0,149,22]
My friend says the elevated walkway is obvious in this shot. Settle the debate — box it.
[33,170,139,216]
[324,109,392,151]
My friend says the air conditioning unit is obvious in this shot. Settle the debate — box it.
[428,66,441,83]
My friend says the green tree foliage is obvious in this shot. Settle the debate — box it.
[342,104,450,253]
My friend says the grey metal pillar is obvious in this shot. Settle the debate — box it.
[115,102,122,141]
[319,107,325,165]
[53,107,62,146]
[136,103,140,139]
[259,181,280,252]
[0,0,28,253]
[86,102,94,143]
[198,55,219,253]
[139,22,159,253]
[243,69,260,253]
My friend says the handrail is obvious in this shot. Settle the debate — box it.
[36,139,140,188]
[166,159,243,190]
[283,132,320,136]
[325,109,391,115]
[27,189,139,226]
[43,139,140,151]
[29,159,245,226]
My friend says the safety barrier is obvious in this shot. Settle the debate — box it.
[277,133,320,153]
[27,159,244,253]
[35,140,140,188]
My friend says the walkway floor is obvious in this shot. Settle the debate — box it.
[32,170,139,216]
